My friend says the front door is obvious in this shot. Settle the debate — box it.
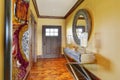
[42,25,61,58]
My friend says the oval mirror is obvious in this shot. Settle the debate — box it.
[72,9,92,47]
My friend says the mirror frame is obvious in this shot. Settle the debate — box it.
[72,9,92,45]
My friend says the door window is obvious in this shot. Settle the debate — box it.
[45,28,58,36]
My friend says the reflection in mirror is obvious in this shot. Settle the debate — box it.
[77,15,86,26]
[72,9,92,47]
[76,15,86,39]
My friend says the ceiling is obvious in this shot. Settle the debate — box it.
[34,0,84,18]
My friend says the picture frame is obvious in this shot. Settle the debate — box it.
[4,0,12,80]
[4,0,31,79]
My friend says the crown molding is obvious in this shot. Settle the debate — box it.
[39,15,65,19]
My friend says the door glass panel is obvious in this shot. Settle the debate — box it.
[46,32,50,36]
[50,32,54,36]
[54,33,58,36]
[45,28,58,36]
[54,29,58,33]
[46,28,50,32]
[50,29,54,33]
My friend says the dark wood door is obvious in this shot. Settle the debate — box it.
[42,25,61,58]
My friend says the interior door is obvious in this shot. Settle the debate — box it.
[42,25,61,58]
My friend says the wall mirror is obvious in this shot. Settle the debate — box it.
[72,9,92,47]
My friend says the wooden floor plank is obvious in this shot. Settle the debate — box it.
[27,58,73,80]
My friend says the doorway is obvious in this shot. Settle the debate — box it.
[42,25,61,58]
[29,12,37,67]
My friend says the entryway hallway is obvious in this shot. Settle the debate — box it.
[27,58,73,80]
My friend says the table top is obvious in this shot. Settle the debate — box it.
[81,63,113,80]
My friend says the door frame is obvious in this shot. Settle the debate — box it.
[30,12,37,64]
[42,25,62,58]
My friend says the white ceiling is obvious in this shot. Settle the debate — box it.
[36,0,78,17]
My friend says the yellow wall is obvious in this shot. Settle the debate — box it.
[66,0,120,80]
[37,18,66,56]
[30,0,38,22]
[0,0,4,80]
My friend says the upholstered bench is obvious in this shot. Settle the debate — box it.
[64,47,95,64]
[64,47,81,63]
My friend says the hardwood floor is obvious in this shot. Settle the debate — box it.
[27,58,73,80]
